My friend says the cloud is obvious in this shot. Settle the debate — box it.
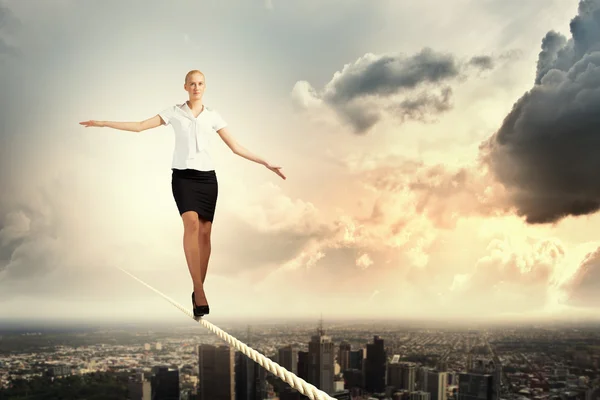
[0,169,180,303]
[563,247,600,307]
[208,182,333,279]
[347,156,512,228]
[356,253,373,270]
[219,163,494,280]
[469,55,495,70]
[292,48,497,133]
[482,0,600,224]
[250,156,514,298]
[449,236,565,313]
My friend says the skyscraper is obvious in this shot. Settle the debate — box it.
[198,344,235,400]
[128,372,151,400]
[458,373,493,400]
[402,363,417,392]
[150,366,179,400]
[469,359,500,400]
[388,360,416,392]
[234,325,267,400]
[278,345,298,375]
[349,349,364,371]
[365,336,386,394]
[307,324,335,394]
[418,367,430,391]
[298,350,309,381]
[389,360,403,389]
[338,342,351,372]
[236,352,257,400]
[425,371,447,400]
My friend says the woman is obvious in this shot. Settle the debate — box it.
[80,69,286,318]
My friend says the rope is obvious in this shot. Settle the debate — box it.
[116,266,336,400]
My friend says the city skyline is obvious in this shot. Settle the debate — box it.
[2,321,599,399]
[1,0,600,322]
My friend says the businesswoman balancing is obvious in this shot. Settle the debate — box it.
[80,70,286,317]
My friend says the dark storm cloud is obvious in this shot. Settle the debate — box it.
[535,31,568,84]
[564,247,600,307]
[483,0,600,224]
[469,55,494,70]
[295,48,498,133]
[326,48,460,104]
[395,86,453,122]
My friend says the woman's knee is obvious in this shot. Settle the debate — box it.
[198,221,212,242]
[182,212,200,233]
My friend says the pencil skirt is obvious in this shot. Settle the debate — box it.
[171,168,218,223]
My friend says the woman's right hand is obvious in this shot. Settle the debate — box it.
[79,120,104,128]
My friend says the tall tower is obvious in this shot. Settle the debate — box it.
[198,344,235,400]
[401,362,417,392]
[278,345,298,374]
[365,336,386,394]
[150,366,179,400]
[307,320,335,394]
[338,342,351,372]
[458,373,494,400]
[426,370,447,400]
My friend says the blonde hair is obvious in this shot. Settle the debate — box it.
[185,69,205,84]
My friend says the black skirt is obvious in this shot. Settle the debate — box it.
[171,168,218,222]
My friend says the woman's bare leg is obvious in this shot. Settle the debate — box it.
[181,211,207,306]
[198,220,212,284]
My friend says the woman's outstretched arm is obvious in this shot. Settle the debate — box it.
[79,115,164,132]
[217,127,286,180]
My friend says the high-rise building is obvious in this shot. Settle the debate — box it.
[342,368,363,390]
[307,325,335,394]
[458,373,494,400]
[128,372,151,400]
[365,336,386,394]
[349,349,364,371]
[388,360,416,392]
[425,370,447,400]
[298,350,309,381]
[389,360,403,389]
[278,345,298,375]
[254,362,268,400]
[151,366,179,400]
[198,344,235,400]
[418,367,431,391]
[236,352,259,400]
[338,342,351,372]
[470,359,500,400]
[402,363,417,393]
[235,326,267,400]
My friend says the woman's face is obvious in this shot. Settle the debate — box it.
[185,73,205,100]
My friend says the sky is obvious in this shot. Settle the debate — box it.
[1,0,600,326]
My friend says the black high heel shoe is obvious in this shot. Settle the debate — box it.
[191,292,210,317]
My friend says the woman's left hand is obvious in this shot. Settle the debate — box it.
[266,163,286,180]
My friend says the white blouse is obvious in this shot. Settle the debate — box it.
[158,102,227,171]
